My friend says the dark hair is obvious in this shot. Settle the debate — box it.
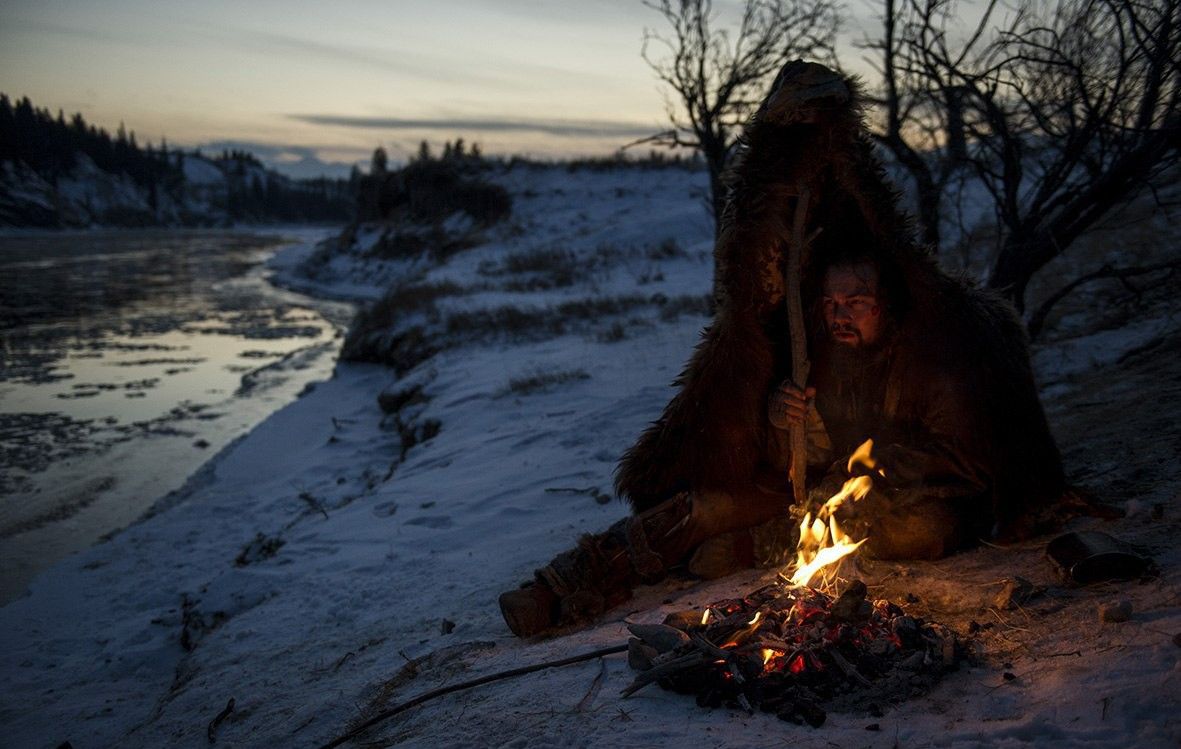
[802,205,909,340]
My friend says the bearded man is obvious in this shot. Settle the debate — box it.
[499,61,1066,638]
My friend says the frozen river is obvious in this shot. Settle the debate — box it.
[0,228,352,603]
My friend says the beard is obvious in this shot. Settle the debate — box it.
[824,324,887,381]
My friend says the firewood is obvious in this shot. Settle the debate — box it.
[620,652,706,698]
[628,578,970,722]
[626,622,691,653]
[829,649,871,687]
[627,638,659,671]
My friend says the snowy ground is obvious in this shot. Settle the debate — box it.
[2,164,1178,748]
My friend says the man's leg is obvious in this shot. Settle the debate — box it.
[499,485,792,637]
[860,492,982,560]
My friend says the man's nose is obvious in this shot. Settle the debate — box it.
[832,302,853,320]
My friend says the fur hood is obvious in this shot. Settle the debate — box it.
[614,61,1064,535]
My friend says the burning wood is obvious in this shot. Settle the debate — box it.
[623,577,966,725]
[623,438,967,723]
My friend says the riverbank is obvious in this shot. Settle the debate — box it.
[0,228,352,602]
[2,164,1178,748]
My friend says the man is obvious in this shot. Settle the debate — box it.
[499,61,1065,637]
[771,247,997,560]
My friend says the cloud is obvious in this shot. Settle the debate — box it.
[288,114,657,139]
[235,31,513,87]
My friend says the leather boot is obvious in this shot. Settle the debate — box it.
[686,514,798,579]
[499,493,694,638]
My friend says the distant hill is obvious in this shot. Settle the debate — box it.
[0,94,354,228]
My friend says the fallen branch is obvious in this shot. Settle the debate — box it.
[316,644,626,749]
[619,652,705,697]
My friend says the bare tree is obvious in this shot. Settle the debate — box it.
[867,0,1181,316]
[641,0,840,228]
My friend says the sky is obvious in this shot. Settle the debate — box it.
[0,0,884,178]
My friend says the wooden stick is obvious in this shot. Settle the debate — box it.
[785,187,813,512]
[620,652,706,697]
[317,644,626,749]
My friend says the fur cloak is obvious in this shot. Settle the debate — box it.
[614,61,1064,539]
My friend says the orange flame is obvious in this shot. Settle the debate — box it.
[787,439,879,589]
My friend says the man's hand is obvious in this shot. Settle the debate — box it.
[768,380,816,430]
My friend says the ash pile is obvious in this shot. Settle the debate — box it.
[623,578,969,726]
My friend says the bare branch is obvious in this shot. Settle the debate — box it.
[642,0,841,229]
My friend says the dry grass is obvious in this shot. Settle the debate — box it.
[501,368,591,397]
[478,243,625,291]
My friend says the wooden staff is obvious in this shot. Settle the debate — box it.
[785,187,812,512]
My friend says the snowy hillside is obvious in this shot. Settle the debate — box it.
[2,164,1178,748]
[0,151,349,228]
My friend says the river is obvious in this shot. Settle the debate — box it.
[0,228,353,603]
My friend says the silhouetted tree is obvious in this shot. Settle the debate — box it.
[371,146,389,175]
[641,0,841,226]
[866,0,1181,316]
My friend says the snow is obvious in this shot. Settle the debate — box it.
[2,163,1179,748]
[182,156,225,186]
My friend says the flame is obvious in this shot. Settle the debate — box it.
[747,611,762,626]
[847,438,878,474]
[760,648,778,665]
[787,439,877,589]
[701,609,712,626]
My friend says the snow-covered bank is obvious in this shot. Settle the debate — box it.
[0,228,351,604]
[2,164,1178,748]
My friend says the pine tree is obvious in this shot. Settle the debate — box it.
[370,146,388,175]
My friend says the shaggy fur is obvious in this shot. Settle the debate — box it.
[614,62,1064,538]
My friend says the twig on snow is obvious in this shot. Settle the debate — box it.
[316,644,627,749]
[207,697,235,744]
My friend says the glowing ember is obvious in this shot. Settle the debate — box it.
[623,578,965,724]
[788,439,881,589]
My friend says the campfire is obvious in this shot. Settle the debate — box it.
[624,440,967,725]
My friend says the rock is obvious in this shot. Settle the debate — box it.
[1099,600,1133,623]
[993,576,1037,610]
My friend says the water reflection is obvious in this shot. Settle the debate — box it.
[0,229,351,603]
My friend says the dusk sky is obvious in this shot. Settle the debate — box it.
[1,0,882,177]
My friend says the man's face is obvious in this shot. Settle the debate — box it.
[821,261,884,348]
